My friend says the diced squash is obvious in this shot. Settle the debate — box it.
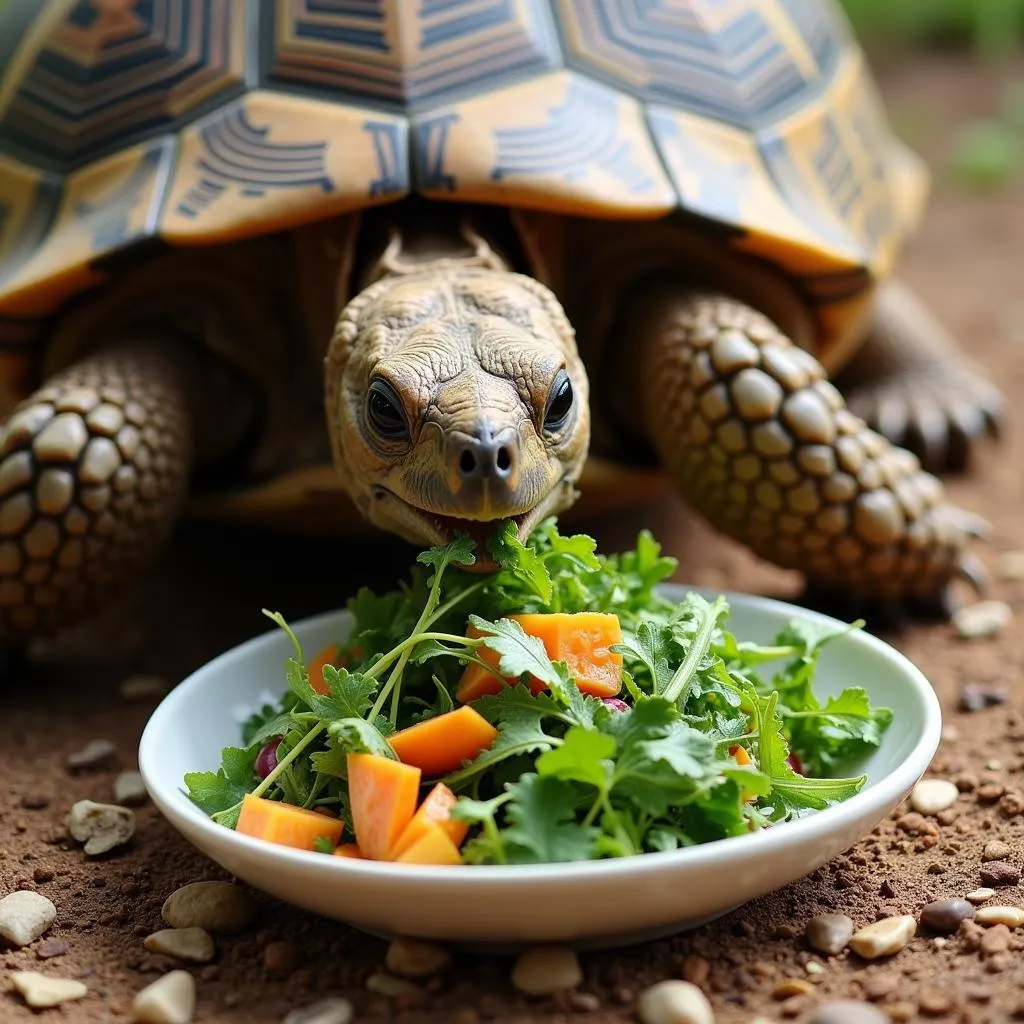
[456,612,623,703]
[236,793,345,851]
[333,843,364,860]
[347,753,421,861]
[307,643,341,696]
[729,745,758,803]
[392,821,464,865]
[388,706,498,776]
[389,783,469,859]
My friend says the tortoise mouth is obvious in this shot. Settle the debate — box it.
[373,479,571,571]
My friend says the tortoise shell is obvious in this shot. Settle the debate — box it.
[0,1,925,411]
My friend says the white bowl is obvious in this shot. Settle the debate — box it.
[139,584,940,951]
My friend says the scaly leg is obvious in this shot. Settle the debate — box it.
[610,283,987,612]
[836,279,1004,474]
[0,337,193,645]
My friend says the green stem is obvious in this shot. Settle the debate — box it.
[252,724,325,799]
[662,596,726,706]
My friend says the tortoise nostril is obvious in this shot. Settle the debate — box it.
[496,446,512,473]
[459,449,477,476]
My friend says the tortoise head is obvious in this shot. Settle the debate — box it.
[324,266,590,565]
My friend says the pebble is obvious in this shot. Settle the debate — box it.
[806,1001,889,1024]
[682,954,710,986]
[143,927,215,963]
[953,600,1012,639]
[773,978,814,999]
[9,970,88,1009]
[982,840,1010,861]
[132,970,196,1024]
[918,989,953,1016]
[511,945,582,995]
[920,898,975,934]
[264,940,299,976]
[364,972,421,997]
[980,924,1011,954]
[0,890,57,946]
[161,880,257,934]
[114,770,149,807]
[282,999,354,1024]
[863,975,898,1001]
[21,794,50,810]
[909,779,959,815]
[66,737,118,770]
[805,913,854,955]
[967,888,996,904]
[120,674,168,700]
[975,905,1024,927]
[36,936,69,959]
[957,683,1009,712]
[67,799,136,855]
[636,980,715,1024]
[385,936,451,977]
[980,861,1020,887]
[848,915,917,959]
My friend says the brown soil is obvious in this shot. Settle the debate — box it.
[4,53,1024,1024]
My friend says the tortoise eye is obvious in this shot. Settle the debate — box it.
[366,378,409,441]
[543,370,574,432]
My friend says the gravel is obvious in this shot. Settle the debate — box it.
[161,880,257,934]
[637,980,715,1024]
[66,799,136,855]
[805,913,854,955]
[848,915,917,959]
[919,898,975,934]
[131,970,196,1024]
[510,945,583,995]
[9,970,88,1009]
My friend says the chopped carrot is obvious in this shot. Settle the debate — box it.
[388,706,498,776]
[235,793,344,851]
[347,752,421,861]
[333,843,364,860]
[392,821,464,865]
[457,612,623,702]
[307,643,341,696]
[389,783,469,859]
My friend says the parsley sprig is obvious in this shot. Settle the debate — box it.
[184,519,891,859]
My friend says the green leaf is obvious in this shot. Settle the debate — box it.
[536,727,616,792]
[184,745,258,816]
[244,712,296,748]
[613,622,678,694]
[313,836,336,854]
[468,614,563,688]
[417,534,477,574]
[318,665,378,719]
[326,718,397,760]
[487,519,553,602]
[500,774,599,864]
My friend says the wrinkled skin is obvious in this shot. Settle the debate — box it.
[325,266,589,565]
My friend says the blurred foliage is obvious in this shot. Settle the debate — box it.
[949,82,1024,187]
[840,0,1024,57]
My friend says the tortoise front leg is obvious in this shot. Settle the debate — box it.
[0,337,193,646]
[610,283,987,613]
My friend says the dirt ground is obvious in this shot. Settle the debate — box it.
[4,53,1024,1024]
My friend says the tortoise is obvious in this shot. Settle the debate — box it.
[0,0,1004,648]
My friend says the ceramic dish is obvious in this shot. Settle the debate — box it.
[138,584,940,951]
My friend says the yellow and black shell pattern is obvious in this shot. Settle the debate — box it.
[0,1,926,385]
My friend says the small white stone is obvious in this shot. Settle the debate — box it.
[637,979,715,1024]
[975,906,1024,927]
[9,970,87,1008]
[385,936,451,977]
[953,600,1012,640]
[119,674,167,700]
[848,915,917,959]
[66,738,117,770]
[511,945,583,996]
[910,779,959,816]
[161,880,257,934]
[805,960,825,974]
[0,890,57,946]
[114,770,149,806]
[986,760,1004,771]
[132,970,196,1024]
[282,999,354,1024]
[67,799,135,855]
[933,937,948,948]
[364,972,421,997]
[143,927,215,963]
[967,888,996,904]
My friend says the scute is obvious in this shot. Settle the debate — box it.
[266,0,561,108]
[0,0,246,165]
[0,0,926,366]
